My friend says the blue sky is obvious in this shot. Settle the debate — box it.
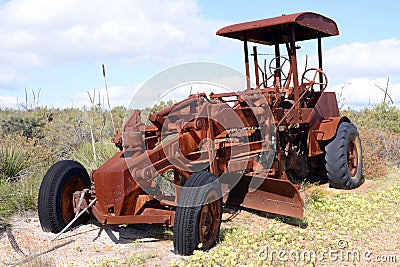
[0,0,399,109]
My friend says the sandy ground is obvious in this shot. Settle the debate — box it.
[0,212,185,266]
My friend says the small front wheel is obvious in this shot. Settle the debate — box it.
[38,160,91,233]
[173,171,222,255]
[325,122,363,189]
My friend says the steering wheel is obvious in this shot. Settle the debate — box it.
[269,56,290,87]
[301,68,328,92]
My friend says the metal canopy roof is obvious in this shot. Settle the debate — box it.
[216,12,339,45]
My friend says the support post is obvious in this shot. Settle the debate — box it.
[253,46,260,87]
[275,44,281,87]
[318,36,324,91]
[289,26,301,122]
[244,36,251,90]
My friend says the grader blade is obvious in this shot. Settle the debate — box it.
[223,174,303,218]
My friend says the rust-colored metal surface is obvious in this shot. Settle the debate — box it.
[70,12,350,228]
[61,176,86,224]
[216,12,339,45]
[199,189,222,250]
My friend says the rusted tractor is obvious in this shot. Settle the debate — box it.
[38,12,363,255]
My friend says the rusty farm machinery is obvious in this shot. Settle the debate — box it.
[38,12,363,255]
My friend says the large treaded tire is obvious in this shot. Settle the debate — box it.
[38,160,91,233]
[325,122,363,189]
[173,171,222,256]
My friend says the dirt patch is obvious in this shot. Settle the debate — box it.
[304,179,374,195]
[0,212,185,266]
[0,209,277,266]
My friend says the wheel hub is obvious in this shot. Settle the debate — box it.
[347,135,359,178]
[198,190,221,250]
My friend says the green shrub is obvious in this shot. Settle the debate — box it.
[154,170,176,196]
[0,142,29,179]
[0,170,43,219]
[341,103,400,178]
[1,113,47,139]
[0,134,54,219]
[342,103,400,134]
[70,142,118,172]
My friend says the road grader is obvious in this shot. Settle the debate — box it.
[38,12,363,255]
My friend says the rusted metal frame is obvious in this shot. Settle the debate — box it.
[149,96,200,127]
[210,88,274,99]
[225,157,254,174]
[224,140,262,159]
[134,195,154,214]
[136,196,176,213]
[141,130,213,179]
[216,12,339,43]
[277,89,310,127]
[122,109,142,131]
[253,46,260,86]
[143,127,160,149]
[210,98,238,103]
[163,116,201,133]
[276,130,283,179]
[257,63,266,88]
[317,35,324,91]
[130,135,190,181]
[91,205,175,225]
[143,135,160,142]
[243,34,251,90]
[274,44,282,87]
[180,137,262,176]
[184,139,261,162]
[288,25,301,123]
[147,159,176,180]
[306,93,344,157]
[207,106,218,175]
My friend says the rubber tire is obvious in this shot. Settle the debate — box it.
[325,122,364,189]
[173,171,222,256]
[38,160,91,233]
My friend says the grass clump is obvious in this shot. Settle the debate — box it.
[0,135,52,220]
[0,170,43,219]
[70,142,118,172]
[0,142,29,179]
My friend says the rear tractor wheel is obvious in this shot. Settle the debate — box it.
[325,122,363,189]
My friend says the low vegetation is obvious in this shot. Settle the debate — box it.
[341,103,400,178]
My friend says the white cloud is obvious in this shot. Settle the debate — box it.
[325,39,400,79]
[328,77,400,109]
[0,0,233,104]
[0,0,227,66]
[295,39,400,108]
[0,71,15,84]
[0,95,18,108]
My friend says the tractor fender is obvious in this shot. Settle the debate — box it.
[316,116,350,141]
